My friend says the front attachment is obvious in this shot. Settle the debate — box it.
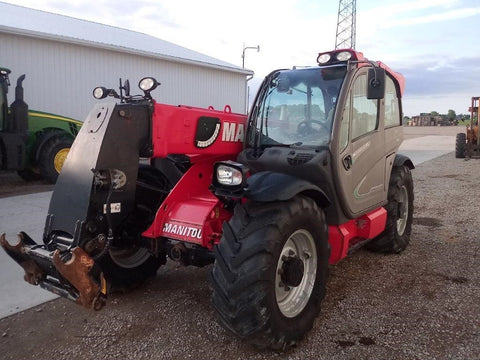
[0,232,107,310]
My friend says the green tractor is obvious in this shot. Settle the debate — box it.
[0,67,82,183]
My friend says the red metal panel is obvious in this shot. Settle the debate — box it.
[327,207,387,264]
[328,221,355,264]
[142,156,234,249]
[151,102,246,158]
[357,207,387,239]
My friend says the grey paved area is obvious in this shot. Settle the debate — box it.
[0,192,57,318]
[399,135,455,165]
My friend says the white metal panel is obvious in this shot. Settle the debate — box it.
[1,33,248,121]
[0,2,250,74]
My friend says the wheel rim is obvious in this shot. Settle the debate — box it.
[396,185,409,236]
[54,148,70,173]
[109,247,151,269]
[275,229,317,318]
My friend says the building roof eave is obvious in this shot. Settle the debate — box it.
[0,24,253,76]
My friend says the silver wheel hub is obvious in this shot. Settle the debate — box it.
[396,185,409,236]
[275,229,317,318]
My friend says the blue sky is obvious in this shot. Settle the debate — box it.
[2,0,480,116]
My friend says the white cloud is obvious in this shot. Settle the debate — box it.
[357,0,468,38]
[384,7,480,28]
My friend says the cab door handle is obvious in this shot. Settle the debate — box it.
[343,155,353,170]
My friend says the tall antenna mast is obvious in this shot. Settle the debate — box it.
[335,0,356,49]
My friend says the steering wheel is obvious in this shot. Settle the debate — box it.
[297,120,329,136]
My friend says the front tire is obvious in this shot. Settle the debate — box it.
[98,247,166,293]
[211,196,329,350]
[367,165,414,253]
[98,166,170,292]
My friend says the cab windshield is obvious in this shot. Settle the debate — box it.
[251,65,347,148]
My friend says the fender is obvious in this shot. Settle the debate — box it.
[245,171,331,207]
[394,153,415,169]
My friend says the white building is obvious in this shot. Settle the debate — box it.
[0,2,252,121]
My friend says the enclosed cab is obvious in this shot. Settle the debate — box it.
[210,49,414,349]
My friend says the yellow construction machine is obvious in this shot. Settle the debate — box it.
[456,96,479,158]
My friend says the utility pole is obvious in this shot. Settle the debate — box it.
[335,0,356,49]
[242,44,260,68]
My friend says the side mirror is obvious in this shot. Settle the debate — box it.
[276,77,290,93]
[122,79,130,97]
[367,67,385,100]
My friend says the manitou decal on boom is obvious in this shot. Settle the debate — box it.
[222,122,245,142]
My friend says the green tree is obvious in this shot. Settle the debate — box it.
[447,109,456,120]
[430,111,439,116]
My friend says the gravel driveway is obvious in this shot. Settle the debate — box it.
[1,149,479,360]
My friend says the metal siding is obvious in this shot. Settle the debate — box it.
[1,33,247,121]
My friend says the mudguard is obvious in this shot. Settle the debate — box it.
[394,153,415,169]
[245,171,331,207]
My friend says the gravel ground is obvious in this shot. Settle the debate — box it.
[1,142,479,359]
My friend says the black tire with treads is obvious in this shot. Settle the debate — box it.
[211,196,329,350]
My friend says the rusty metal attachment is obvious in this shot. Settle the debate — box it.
[53,247,106,310]
[1,232,107,311]
[0,233,45,285]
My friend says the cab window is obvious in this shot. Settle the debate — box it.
[384,76,401,128]
[351,74,379,140]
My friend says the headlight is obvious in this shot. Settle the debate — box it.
[212,161,249,195]
[139,77,159,92]
[317,53,331,64]
[216,165,243,186]
[93,87,107,99]
[336,50,352,61]
[317,49,359,65]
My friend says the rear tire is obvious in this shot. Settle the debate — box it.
[98,248,166,293]
[455,133,466,158]
[211,196,329,350]
[39,135,73,183]
[367,165,414,253]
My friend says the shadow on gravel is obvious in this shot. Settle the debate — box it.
[413,217,443,227]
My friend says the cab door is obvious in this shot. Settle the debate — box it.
[334,69,386,217]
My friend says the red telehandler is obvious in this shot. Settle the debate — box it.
[1,49,414,350]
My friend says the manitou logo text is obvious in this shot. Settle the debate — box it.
[163,223,202,239]
[222,122,245,142]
